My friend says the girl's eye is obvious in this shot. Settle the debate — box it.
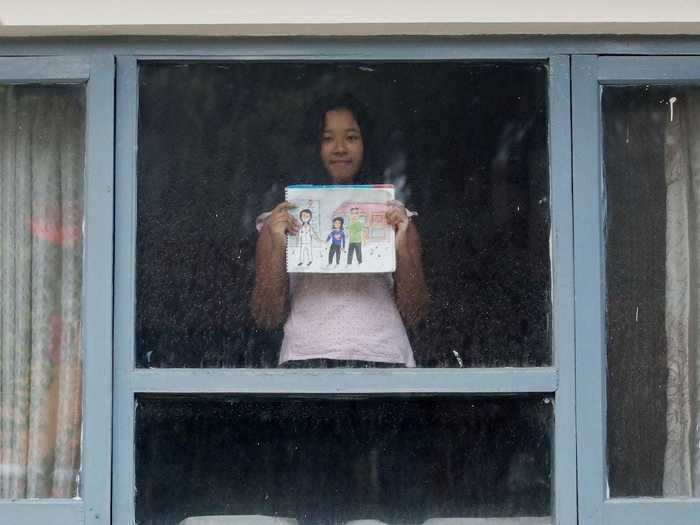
[321,135,333,143]
[347,134,360,142]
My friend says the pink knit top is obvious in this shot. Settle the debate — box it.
[280,272,415,366]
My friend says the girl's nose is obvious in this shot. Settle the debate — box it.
[333,139,347,153]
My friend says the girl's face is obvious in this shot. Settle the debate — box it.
[320,109,364,184]
[300,211,311,223]
[333,219,342,229]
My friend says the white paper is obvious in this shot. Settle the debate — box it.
[286,184,396,273]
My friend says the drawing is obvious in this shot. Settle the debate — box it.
[286,185,396,274]
[297,208,321,266]
[326,217,346,266]
[345,207,364,265]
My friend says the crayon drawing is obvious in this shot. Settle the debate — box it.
[286,185,396,273]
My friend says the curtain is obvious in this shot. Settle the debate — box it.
[0,85,85,498]
[663,90,700,497]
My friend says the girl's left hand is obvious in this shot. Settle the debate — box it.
[386,200,410,241]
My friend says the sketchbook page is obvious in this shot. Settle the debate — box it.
[286,184,396,273]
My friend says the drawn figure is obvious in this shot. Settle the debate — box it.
[297,208,319,266]
[346,207,364,265]
[326,217,346,265]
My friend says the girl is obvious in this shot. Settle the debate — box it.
[326,217,346,266]
[251,93,429,367]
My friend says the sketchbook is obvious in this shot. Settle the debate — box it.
[286,184,396,273]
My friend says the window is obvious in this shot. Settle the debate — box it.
[574,56,700,524]
[17,37,700,525]
[114,51,574,525]
[133,60,551,370]
[0,57,113,524]
[135,395,553,524]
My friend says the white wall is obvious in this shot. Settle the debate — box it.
[2,0,700,36]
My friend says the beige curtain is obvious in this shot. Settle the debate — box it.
[0,85,84,498]
[663,90,700,497]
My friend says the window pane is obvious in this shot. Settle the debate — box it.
[135,395,552,524]
[604,84,700,497]
[136,62,551,369]
[0,84,85,498]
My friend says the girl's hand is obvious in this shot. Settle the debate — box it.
[386,200,410,242]
[265,202,299,244]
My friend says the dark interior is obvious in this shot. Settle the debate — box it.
[603,85,671,497]
[135,61,551,369]
[135,395,552,525]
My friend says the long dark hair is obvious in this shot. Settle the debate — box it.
[304,92,375,185]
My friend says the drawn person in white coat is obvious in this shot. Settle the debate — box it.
[296,208,321,266]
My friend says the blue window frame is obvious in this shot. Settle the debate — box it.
[112,50,575,525]
[0,56,113,525]
[4,36,700,525]
[573,55,700,525]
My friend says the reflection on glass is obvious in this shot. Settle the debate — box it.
[0,84,85,498]
[604,85,700,498]
[135,395,552,525]
[136,62,551,369]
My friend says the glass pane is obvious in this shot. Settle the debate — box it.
[135,395,552,524]
[0,83,85,499]
[136,61,551,369]
[604,84,700,498]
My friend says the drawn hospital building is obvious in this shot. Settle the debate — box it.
[332,202,390,243]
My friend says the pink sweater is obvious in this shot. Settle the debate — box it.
[280,272,415,366]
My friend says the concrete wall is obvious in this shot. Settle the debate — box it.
[2,0,700,36]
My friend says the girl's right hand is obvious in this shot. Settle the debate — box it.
[265,202,299,243]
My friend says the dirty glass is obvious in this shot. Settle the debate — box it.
[136,61,551,369]
[135,394,552,525]
[0,84,85,499]
[604,85,700,498]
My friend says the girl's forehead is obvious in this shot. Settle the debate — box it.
[324,109,359,128]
